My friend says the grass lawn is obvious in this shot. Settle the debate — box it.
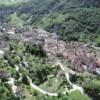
[68,90,91,100]
[39,77,63,93]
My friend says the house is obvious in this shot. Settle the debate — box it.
[0,50,4,56]
[21,61,29,68]
[95,68,100,75]
[0,50,4,58]
[16,86,25,98]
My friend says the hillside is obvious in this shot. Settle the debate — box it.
[0,0,100,45]
[0,0,100,100]
[0,25,99,100]
[0,0,30,6]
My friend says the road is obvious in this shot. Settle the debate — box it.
[90,46,100,50]
[6,61,84,96]
[27,76,58,96]
[54,61,84,94]
[6,78,17,93]
[15,65,58,96]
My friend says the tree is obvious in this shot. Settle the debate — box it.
[22,74,29,85]
[84,79,100,99]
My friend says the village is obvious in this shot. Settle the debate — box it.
[0,24,100,100]
[0,24,100,75]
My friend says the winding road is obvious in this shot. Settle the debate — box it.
[27,60,84,96]
[15,65,58,96]
[27,76,58,96]
[6,78,17,93]
[6,61,84,96]
[53,61,84,94]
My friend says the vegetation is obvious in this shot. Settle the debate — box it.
[70,73,100,100]
[0,0,100,45]
[67,90,90,100]
[25,43,47,57]
[0,83,18,100]
[84,79,100,99]
[9,13,23,28]
[0,39,93,100]
[0,0,100,100]
[0,0,30,6]
[34,90,90,100]
[40,77,62,93]
[3,0,98,45]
